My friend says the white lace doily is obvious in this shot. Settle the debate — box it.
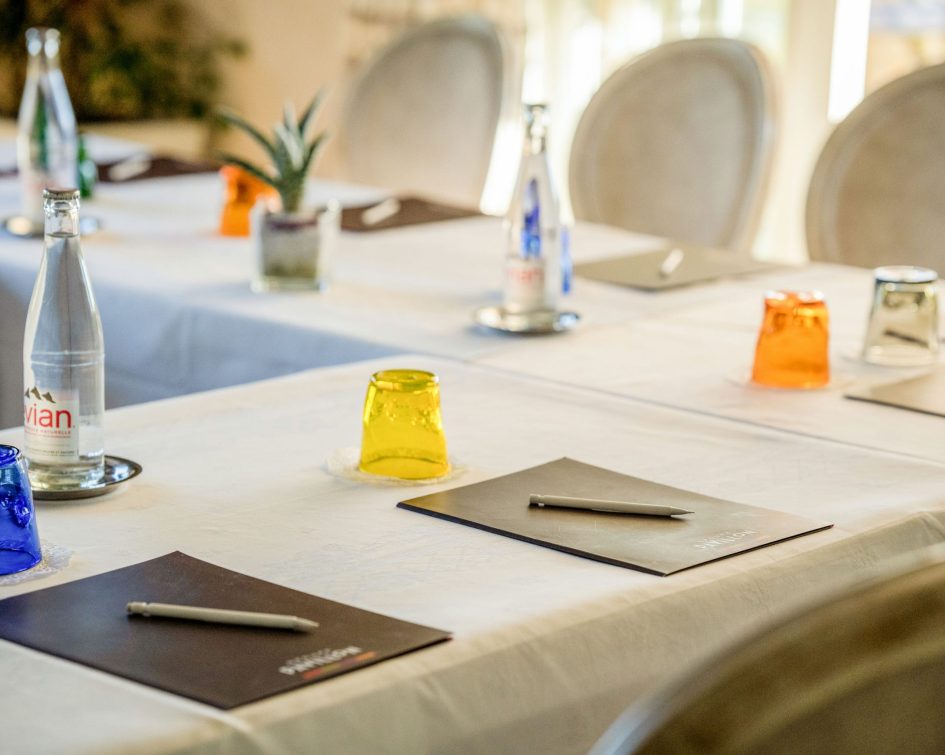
[0,541,72,586]
[325,447,466,487]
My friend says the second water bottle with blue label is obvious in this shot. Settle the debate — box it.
[503,103,568,314]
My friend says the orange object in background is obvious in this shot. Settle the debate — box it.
[751,290,830,389]
[219,166,276,236]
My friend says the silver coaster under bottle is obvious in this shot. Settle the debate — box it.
[32,455,142,501]
[473,305,580,334]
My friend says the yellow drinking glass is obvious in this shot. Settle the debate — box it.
[359,370,450,479]
[751,290,830,389]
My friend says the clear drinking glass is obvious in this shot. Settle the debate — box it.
[751,290,830,389]
[359,370,450,480]
[862,266,939,367]
[0,445,42,576]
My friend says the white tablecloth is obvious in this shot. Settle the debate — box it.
[1,173,826,429]
[475,265,945,464]
[2,357,945,754]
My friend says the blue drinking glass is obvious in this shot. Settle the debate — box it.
[0,444,42,575]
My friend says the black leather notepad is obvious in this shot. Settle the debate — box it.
[0,552,450,709]
[574,244,782,291]
[341,196,480,231]
[399,458,831,576]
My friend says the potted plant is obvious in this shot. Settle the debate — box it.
[217,93,338,291]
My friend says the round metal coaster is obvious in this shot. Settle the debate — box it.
[473,306,580,335]
[32,455,142,501]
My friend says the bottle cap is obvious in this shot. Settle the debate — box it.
[26,28,61,57]
[43,187,80,201]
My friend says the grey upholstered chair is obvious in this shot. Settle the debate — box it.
[806,63,945,271]
[569,38,776,254]
[341,15,516,209]
[590,549,945,754]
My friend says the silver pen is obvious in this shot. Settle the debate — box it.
[361,197,401,226]
[126,602,319,632]
[658,247,685,278]
[529,493,693,517]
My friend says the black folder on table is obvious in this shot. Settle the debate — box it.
[846,368,945,418]
[399,458,831,576]
[341,196,480,232]
[574,243,782,291]
[0,552,450,709]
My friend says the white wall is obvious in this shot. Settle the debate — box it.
[196,0,352,180]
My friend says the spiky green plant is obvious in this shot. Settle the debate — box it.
[217,92,327,214]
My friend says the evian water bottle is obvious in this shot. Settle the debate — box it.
[503,103,562,314]
[23,188,105,490]
[17,28,78,225]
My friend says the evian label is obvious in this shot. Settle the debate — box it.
[503,257,547,312]
[23,382,80,463]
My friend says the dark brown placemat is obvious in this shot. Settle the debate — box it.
[98,155,218,182]
[574,244,782,291]
[0,552,450,708]
[341,196,480,231]
[399,458,831,576]
[2,156,218,182]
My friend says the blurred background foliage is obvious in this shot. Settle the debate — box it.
[0,0,245,121]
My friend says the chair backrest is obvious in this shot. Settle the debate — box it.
[341,15,514,208]
[591,550,945,754]
[569,38,776,254]
[806,63,945,271]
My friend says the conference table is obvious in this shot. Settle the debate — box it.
[2,172,945,754]
[1,172,842,427]
[3,357,945,754]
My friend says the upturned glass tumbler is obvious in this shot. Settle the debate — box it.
[0,444,42,575]
[751,291,830,389]
[862,266,939,367]
[359,370,450,480]
[219,166,275,237]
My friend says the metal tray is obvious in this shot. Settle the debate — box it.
[473,305,580,334]
[32,455,142,501]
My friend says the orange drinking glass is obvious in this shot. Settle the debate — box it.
[219,166,276,237]
[751,291,830,389]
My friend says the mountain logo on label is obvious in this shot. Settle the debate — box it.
[24,386,57,403]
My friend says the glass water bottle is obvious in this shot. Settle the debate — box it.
[17,28,78,225]
[23,188,105,491]
[503,103,562,314]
